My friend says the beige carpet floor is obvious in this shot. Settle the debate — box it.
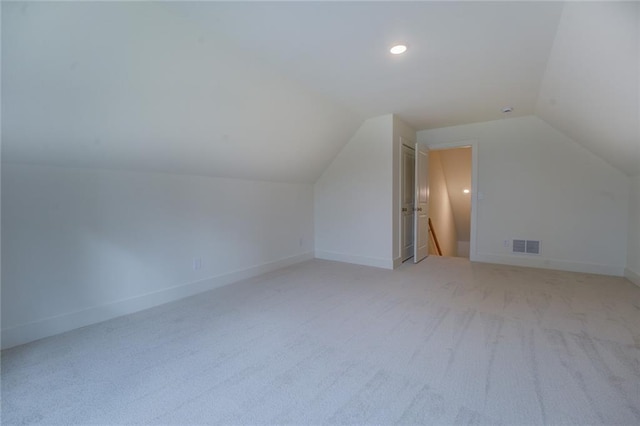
[2,257,640,425]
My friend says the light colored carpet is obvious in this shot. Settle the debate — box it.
[2,257,640,425]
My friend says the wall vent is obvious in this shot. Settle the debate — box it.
[512,239,526,253]
[526,240,540,254]
[512,239,540,255]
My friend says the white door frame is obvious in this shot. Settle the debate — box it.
[425,140,479,261]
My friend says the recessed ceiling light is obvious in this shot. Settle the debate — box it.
[390,44,407,55]
[502,106,514,113]
[463,189,470,194]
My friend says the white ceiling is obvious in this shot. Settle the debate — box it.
[169,1,564,130]
[2,1,639,180]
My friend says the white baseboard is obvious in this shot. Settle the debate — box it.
[1,252,314,350]
[473,253,625,276]
[625,267,640,288]
[315,250,394,270]
[393,257,403,269]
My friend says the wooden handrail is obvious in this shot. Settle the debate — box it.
[428,218,443,256]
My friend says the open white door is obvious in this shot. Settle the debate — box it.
[401,144,415,262]
[414,143,429,263]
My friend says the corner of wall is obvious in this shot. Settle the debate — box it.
[314,114,395,267]
[625,268,640,288]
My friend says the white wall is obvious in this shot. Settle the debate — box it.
[428,151,458,257]
[626,175,640,286]
[315,115,394,269]
[418,115,629,276]
[392,117,417,266]
[1,164,314,348]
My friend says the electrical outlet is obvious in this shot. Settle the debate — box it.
[503,240,510,248]
[299,237,304,247]
[193,258,202,270]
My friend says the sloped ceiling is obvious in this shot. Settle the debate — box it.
[536,1,639,176]
[168,1,562,130]
[2,1,639,180]
[1,2,362,183]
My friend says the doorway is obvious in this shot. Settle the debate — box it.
[427,147,472,258]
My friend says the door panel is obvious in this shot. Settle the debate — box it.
[414,143,429,263]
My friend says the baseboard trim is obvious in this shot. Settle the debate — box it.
[625,267,640,288]
[393,257,403,269]
[315,250,393,270]
[473,253,625,276]
[1,251,314,350]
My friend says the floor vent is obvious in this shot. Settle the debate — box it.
[513,239,540,255]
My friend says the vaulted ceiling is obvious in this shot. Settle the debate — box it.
[2,1,638,180]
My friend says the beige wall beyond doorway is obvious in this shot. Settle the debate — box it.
[428,147,472,257]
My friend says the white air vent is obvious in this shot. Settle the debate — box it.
[512,239,540,255]
[526,240,540,254]
[512,239,526,253]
